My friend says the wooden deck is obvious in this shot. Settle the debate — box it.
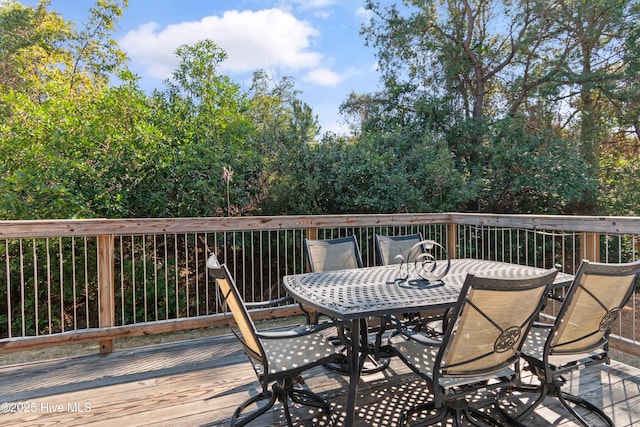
[1,330,640,426]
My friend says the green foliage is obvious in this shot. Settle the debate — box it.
[479,118,597,213]
[0,0,73,96]
[599,153,640,215]
[245,70,321,215]
[0,72,160,219]
[0,3,265,219]
[0,0,146,219]
[3,0,638,220]
[268,120,473,215]
[360,0,640,213]
[147,40,262,217]
[68,0,128,91]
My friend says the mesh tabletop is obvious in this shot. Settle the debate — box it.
[282,259,572,320]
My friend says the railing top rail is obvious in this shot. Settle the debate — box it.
[0,213,638,238]
[447,213,640,234]
[0,214,451,238]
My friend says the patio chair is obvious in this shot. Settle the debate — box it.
[301,235,364,325]
[388,268,558,426]
[304,235,388,374]
[207,253,343,427]
[499,259,640,427]
[305,235,364,273]
[375,233,426,266]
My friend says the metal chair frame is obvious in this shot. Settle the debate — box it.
[499,259,640,427]
[304,235,389,374]
[207,253,343,426]
[389,269,558,427]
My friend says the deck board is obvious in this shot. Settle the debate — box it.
[0,332,639,426]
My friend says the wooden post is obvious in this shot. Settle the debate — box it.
[446,223,458,260]
[305,227,318,241]
[97,234,115,354]
[580,232,600,262]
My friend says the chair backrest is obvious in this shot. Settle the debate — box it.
[375,233,424,265]
[548,259,640,355]
[304,235,364,272]
[207,253,265,363]
[438,269,558,377]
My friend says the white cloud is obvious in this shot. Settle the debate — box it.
[119,8,323,81]
[291,0,336,8]
[303,67,345,87]
[355,7,372,21]
[313,9,333,19]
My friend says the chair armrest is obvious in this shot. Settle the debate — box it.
[256,320,341,340]
[385,314,442,347]
[244,295,293,309]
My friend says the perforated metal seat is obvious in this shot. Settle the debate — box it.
[207,253,343,426]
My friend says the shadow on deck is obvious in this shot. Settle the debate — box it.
[0,330,639,426]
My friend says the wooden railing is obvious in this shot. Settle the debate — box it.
[0,213,638,356]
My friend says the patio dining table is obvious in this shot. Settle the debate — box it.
[282,258,573,426]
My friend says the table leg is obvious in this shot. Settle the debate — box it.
[345,319,366,426]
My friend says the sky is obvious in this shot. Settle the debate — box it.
[29,0,382,134]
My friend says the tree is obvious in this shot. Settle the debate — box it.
[362,0,557,121]
[68,0,129,91]
[147,40,261,217]
[550,0,634,178]
[0,0,151,219]
[358,0,639,214]
[246,70,322,214]
[480,117,596,213]
[0,0,72,100]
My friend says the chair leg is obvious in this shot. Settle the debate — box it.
[465,407,504,427]
[498,382,614,427]
[282,392,294,426]
[558,390,614,427]
[232,390,278,427]
[233,378,333,427]
[325,320,390,375]
[400,399,502,427]
[399,401,448,427]
[288,388,331,410]
[281,381,333,426]
[497,383,547,425]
